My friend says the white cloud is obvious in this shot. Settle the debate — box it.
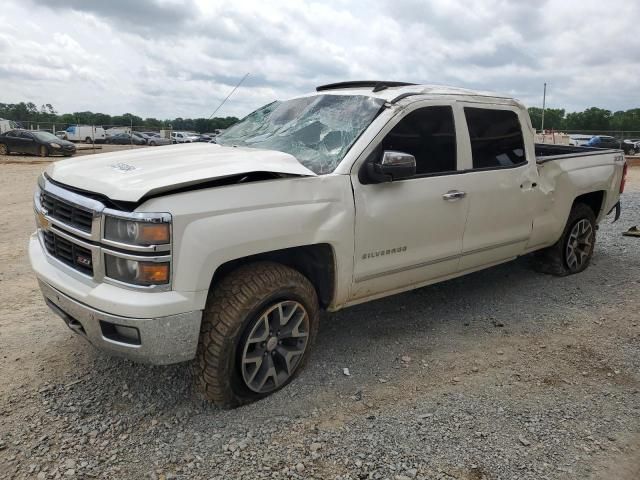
[0,0,638,119]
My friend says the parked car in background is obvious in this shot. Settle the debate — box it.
[105,133,146,145]
[55,131,67,139]
[568,134,593,146]
[0,129,76,156]
[63,125,106,143]
[131,132,152,144]
[131,132,171,146]
[146,134,172,146]
[105,127,131,138]
[586,135,622,149]
[623,138,640,155]
[195,133,214,142]
[171,131,196,143]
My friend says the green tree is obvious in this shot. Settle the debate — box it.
[528,107,565,131]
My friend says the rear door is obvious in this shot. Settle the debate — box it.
[455,104,536,271]
[3,131,23,152]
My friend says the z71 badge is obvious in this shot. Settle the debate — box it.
[362,246,407,260]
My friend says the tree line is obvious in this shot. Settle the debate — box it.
[0,102,239,133]
[2,100,640,134]
[528,107,640,132]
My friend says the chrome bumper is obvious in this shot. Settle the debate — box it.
[39,280,202,365]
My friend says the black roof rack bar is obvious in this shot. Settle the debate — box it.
[316,81,417,92]
[389,92,423,104]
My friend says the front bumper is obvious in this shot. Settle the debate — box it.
[39,280,202,364]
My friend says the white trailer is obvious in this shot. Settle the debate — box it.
[63,125,106,143]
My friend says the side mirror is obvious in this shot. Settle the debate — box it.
[368,150,416,182]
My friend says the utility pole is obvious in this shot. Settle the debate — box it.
[541,82,547,132]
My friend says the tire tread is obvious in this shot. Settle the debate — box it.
[194,261,319,408]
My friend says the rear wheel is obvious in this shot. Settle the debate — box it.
[85,137,93,144]
[533,203,596,276]
[194,262,319,408]
[38,145,49,158]
[0,143,8,155]
[149,140,156,146]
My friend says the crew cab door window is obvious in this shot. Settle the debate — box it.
[464,107,526,169]
[381,106,457,175]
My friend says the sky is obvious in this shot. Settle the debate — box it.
[0,0,638,120]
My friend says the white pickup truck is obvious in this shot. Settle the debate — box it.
[29,81,627,407]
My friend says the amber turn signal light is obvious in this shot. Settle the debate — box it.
[138,223,171,244]
[139,262,170,283]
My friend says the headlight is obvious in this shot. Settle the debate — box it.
[50,142,61,148]
[105,255,170,285]
[104,216,170,245]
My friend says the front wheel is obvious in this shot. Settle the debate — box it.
[0,143,8,155]
[194,262,319,408]
[533,203,596,276]
[38,145,49,157]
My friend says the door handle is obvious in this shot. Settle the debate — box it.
[442,190,466,201]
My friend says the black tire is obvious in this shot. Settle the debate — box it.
[150,141,156,146]
[533,203,596,276]
[85,137,92,144]
[0,143,8,155]
[194,262,319,408]
[38,145,49,158]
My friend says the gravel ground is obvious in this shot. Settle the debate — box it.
[1,163,639,480]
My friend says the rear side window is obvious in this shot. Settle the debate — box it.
[464,108,526,169]
[381,106,456,175]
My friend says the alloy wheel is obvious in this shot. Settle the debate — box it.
[240,300,310,393]
[565,218,593,270]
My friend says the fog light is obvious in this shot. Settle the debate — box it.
[114,325,140,342]
[100,321,140,345]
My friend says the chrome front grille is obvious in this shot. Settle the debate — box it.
[34,175,173,292]
[41,191,93,233]
[42,230,94,276]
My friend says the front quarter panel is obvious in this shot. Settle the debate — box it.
[137,175,355,309]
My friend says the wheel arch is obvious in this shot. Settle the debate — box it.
[209,244,336,309]
[573,190,605,219]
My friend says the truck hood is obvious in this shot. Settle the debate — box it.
[46,143,316,202]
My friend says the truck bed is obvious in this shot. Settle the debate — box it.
[535,143,621,164]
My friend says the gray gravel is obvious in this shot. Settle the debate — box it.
[1,165,639,480]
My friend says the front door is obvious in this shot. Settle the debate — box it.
[350,104,469,301]
[20,131,38,155]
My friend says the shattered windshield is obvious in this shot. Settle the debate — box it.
[216,94,385,174]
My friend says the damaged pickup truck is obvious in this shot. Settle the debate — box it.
[30,81,627,407]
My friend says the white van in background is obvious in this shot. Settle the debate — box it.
[0,118,19,134]
[63,125,107,143]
